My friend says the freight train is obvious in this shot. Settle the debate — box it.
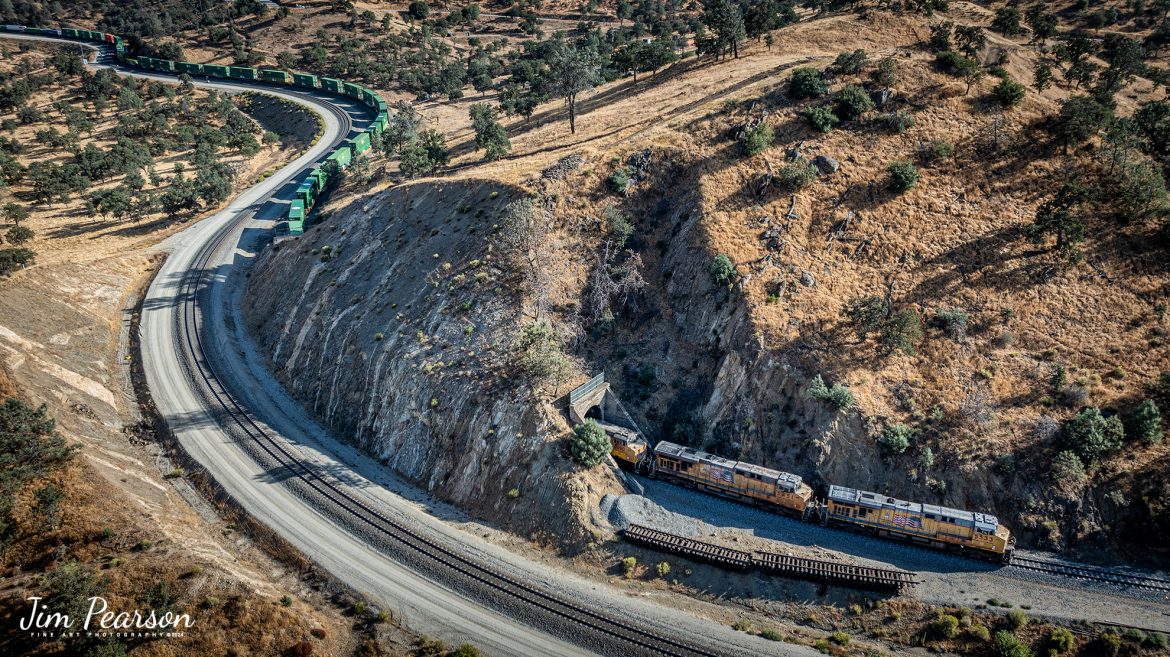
[0,23,388,236]
[614,437,1015,562]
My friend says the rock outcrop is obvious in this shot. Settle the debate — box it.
[242,179,607,545]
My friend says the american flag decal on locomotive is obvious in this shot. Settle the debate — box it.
[700,464,734,483]
[893,513,922,529]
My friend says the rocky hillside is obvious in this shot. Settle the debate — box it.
[243,179,618,545]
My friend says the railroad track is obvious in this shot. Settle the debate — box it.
[174,187,731,657]
[1010,556,1170,594]
[623,525,916,594]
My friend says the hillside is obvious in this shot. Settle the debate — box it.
[251,2,1170,567]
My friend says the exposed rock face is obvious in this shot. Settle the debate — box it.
[242,180,606,544]
[595,162,883,494]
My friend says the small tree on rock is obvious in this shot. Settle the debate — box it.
[570,419,611,467]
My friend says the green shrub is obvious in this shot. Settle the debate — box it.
[834,84,875,121]
[802,105,839,133]
[608,168,631,194]
[760,628,783,641]
[621,556,637,578]
[845,295,889,338]
[924,139,954,162]
[570,419,611,467]
[732,618,752,632]
[880,307,923,354]
[789,67,828,99]
[808,374,855,411]
[5,225,33,246]
[1063,407,1125,464]
[874,110,915,134]
[0,247,35,275]
[774,159,819,192]
[918,447,935,470]
[992,76,1027,108]
[933,307,969,341]
[881,423,916,454]
[993,630,1031,657]
[742,123,774,156]
[1126,399,1163,445]
[656,561,670,578]
[1050,450,1086,484]
[887,161,919,193]
[710,254,737,286]
[1047,627,1075,653]
[1144,632,1169,649]
[833,49,868,74]
[933,613,960,639]
[968,624,991,641]
[1007,608,1028,630]
[828,630,850,645]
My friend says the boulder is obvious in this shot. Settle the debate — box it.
[812,155,840,175]
[871,89,893,108]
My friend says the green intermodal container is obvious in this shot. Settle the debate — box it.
[370,112,387,139]
[288,219,304,235]
[311,167,328,190]
[289,199,305,217]
[204,64,230,78]
[260,69,290,84]
[328,145,352,169]
[296,182,316,208]
[176,62,203,75]
[343,82,362,99]
[353,132,371,154]
[62,28,79,38]
[156,59,176,72]
[320,77,342,94]
[293,73,318,89]
[228,66,257,80]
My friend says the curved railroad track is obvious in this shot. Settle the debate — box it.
[0,30,814,657]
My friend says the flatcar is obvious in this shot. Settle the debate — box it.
[649,441,814,517]
[823,485,1014,562]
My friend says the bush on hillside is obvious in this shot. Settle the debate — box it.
[1063,407,1124,464]
[741,123,774,156]
[802,106,838,133]
[789,67,828,99]
[880,423,916,454]
[710,254,737,286]
[569,419,611,467]
[833,84,875,121]
[887,161,919,193]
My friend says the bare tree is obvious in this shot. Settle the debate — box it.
[499,197,554,318]
[587,241,646,322]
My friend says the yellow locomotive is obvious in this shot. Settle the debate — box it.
[604,431,1014,562]
[644,441,815,517]
[823,485,1015,562]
